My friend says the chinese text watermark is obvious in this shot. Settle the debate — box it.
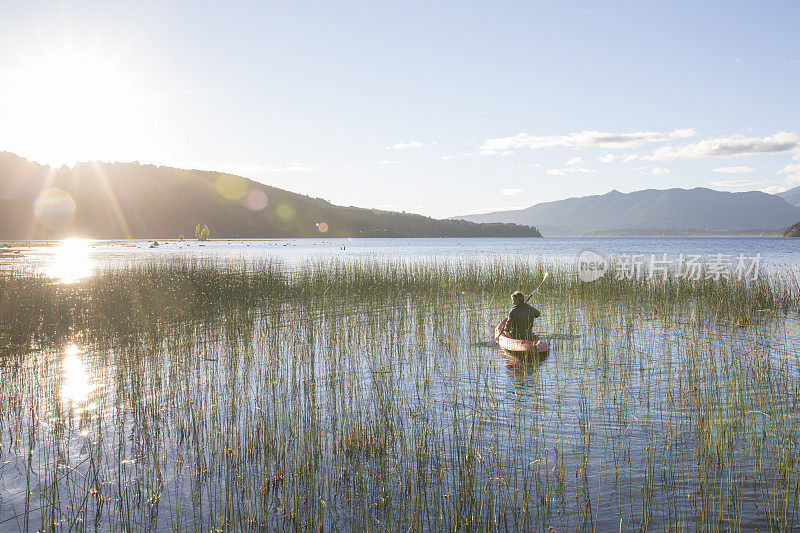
[577,252,762,282]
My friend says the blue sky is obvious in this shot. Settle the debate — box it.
[0,1,798,217]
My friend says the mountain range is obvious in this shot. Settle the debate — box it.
[0,152,541,239]
[778,185,800,207]
[456,187,800,237]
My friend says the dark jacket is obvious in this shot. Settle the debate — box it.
[503,302,540,340]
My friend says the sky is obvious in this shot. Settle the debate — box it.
[0,0,798,218]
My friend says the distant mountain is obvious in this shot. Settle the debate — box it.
[0,152,540,239]
[778,185,800,207]
[455,187,800,237]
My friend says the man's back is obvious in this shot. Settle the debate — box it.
[505,302,541,340]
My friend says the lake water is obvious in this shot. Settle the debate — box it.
[1,238,799,530]
[1,237,798,281]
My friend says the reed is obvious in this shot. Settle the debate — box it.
[0,257,798,530]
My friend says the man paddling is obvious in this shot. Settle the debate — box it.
[503,290,541,341]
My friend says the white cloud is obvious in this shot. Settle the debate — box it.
[651,167,670,175]
[500,188,523,196]
[565,156,584,166]
[779,153,800,183]
[380,159,401,165]
[711,166,756,173]
[762,185,789,194]
[598,154,618,163]
[479,149,498,156]
[389,140,425,149]
[778,158,800,174]
[621,154,640,163]
[710,179,762,187]
[480,128,695,152]
[546,167,598,175]
[441,155,456,160]
[779,164,800,176]
[650,132,799,160]
[501,151,514,157]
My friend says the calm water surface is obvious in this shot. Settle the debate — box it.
[1,237,799,280]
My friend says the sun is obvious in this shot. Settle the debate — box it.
[0,48,153,166]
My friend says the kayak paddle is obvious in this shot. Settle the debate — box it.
[525,271,549,302]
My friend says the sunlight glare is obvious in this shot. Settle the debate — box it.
[47,238,94,283]
[0,48,155,166]
[61,344,94,406]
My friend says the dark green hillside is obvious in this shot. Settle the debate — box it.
[0,152,541,239]
[784,222,800,237]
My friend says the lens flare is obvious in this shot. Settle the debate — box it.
[315,222,329,233]
[276,203,296,222]
[33,189,76,228]
[245,189,268,211]
[216,174,247,200]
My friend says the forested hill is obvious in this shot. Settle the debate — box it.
[0,152,541,239]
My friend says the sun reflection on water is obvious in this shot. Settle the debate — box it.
[61,344,96,409]
[47,238,94,283]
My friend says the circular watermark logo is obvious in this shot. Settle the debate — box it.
[577,250,608,282]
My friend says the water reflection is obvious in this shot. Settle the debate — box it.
[61,344,96,409]
[46,238,94,283]
[503,350,548,389]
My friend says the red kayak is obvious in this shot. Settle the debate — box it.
[495,318,549,354]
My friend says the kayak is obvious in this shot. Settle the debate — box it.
[495,318,549,354]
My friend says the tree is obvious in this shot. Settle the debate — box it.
[195,223,210,241]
